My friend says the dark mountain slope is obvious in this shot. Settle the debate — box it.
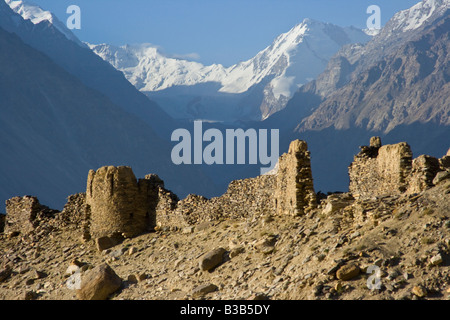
[0,27,215,210]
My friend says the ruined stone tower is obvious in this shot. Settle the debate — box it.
[86,166,160,239]
[275,140,316,216]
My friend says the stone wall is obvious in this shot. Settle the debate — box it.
[349,137,445,198]
[155,139,317,228]
[274,140,316,216]
[2,139,318,238]
[4,196,57,235]
[439,148,450,169]
[407,155,441,194]
[58,193,90,240]
[154,186,181,228]
[156,174,276,228]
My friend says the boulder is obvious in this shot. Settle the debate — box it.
[76,263,122,300]
[199,248,226,271]
[336,263,360,281]
[192,283,218,297]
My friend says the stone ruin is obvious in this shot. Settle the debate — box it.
[85,166,164,247]
[3,196,58,236]
[275,140,316,216]
[2,138,448,249]
[349,137,449,199]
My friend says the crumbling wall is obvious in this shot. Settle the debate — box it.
[349,139,413,198]
[4,196,57,235]
[439,148,450,169]
[58,193,90,240]
[407,155,441,194]
[274,140,316,216]
[349,137,445,198]
[156,174,277,228]
[59,193,87,226]
[155,139,317,228]
[155,186,181,228]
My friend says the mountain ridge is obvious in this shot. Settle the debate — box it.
[89,19,370,121]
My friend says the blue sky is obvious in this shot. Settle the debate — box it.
[31,0,420,66]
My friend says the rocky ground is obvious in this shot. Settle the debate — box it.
[0,179,449,301]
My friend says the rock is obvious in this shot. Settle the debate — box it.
[373,258,383,267]
[412,285,427,298]
[370,136,382,148]
[65,260,83,278]
[430,253,443,266]
[192,283,218,297]
[76,263,122,300]
[196,222,213,232]
[128,246,137,255]
[24,290,38,300]
[109,248,124,258]
[137,273,148,282]
[31,270,46,280]
[127,274,138,284]
[254,235,277,254]
[350,231,360,239]
[251,293,270,300]
[433,171,450,185]
[326,259,346,275]
[336,263,360,281]
[334,282,343,292]
[0,266,12,283]
[95,236,116,252]
[199,248,226,271]
[229,246,244,258]
[182,226,194,234]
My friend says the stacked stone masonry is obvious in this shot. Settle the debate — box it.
[86,166,160,240]
[79,139,317,233]
[3,138,448,241]
[274,140,317,216]
[349,137,448,199]
[4,196,57,235]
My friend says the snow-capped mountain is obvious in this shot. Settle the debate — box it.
[90,19,370,121]
[5,0,84,46]
[88,43,228,92]
[388,0,450,32]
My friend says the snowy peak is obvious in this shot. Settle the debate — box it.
[5,0,83,45]
[218,19,370,97]
[388,0,450,32]
[89,18,370,121]
[90,18,369,95]
[88,42,228,92]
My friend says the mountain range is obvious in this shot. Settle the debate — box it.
[90,20,370,122]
